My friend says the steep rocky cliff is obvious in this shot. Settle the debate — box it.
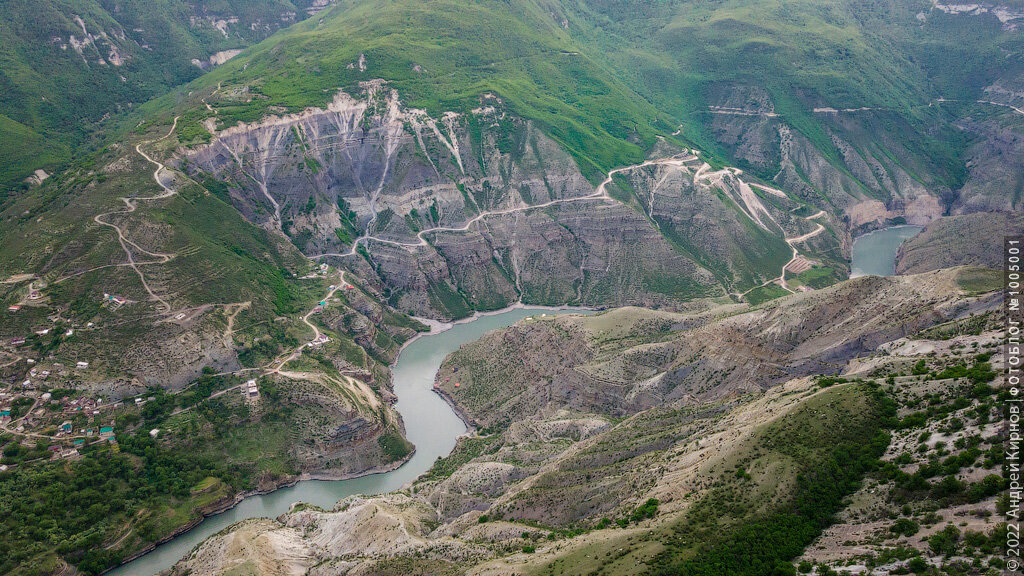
[185,83,854,318]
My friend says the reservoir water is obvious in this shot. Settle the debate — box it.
[850,225,923,278]
[108,306,585,576]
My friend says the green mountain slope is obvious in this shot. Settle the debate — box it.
[162,0,1020,176]
[558,0,1021,171]
[0,0,332,190]
[0,119,425,574]
[99,0,1014,314]
[161,0,674,177]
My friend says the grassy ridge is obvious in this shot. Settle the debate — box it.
[165,0,674,179]
[557,0,1020,174]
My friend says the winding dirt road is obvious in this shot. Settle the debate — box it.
[742,209,828,298]
[268,272,346,373]
[93,118,180,313]
[311,154,696,260]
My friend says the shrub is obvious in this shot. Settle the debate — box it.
[928,525,960,556]
[890,518,919,537]
[912,360,928,376]
[630,498,659,523]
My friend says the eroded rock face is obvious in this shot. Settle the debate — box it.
[703,86,964,233]
[703,79,1024,240]
[436,269,1001,428]
[174,518,314,576]
[776,125,945,229]
[187,85,830,318]
[186,79,1014,318]
[172,494,483,576]
[953,110,1024,215]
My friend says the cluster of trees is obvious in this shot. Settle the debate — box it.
[377,430,413,462]
[910,355,996,385]
[238,324,299,366]
[0,368,282,575]
[0,435,237,575]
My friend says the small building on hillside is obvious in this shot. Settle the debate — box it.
[243,379,260,402]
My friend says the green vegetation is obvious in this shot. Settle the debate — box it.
[377,429,413,463]
[746,283,790,306]
[420,436,498,482]
[0,382,298,575]
[956,267,1002,294]
[0,1,1017,574]
[0,356,413,575]
[630,498,660,524]
[790,266,842,290]
[0,131,424,574]
[0,0,324,190]
[890,518,920,538]
[172,0,674,181]
[647,384,895,576]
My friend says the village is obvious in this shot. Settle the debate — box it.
[1,262,359,473]
[1,278,138,469]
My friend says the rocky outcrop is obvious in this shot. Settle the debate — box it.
[703,86,959,237]
[951,99,1024,215]
[171,494,482,576]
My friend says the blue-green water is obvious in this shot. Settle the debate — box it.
[108,307,586,576]
[850,225,923,278]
